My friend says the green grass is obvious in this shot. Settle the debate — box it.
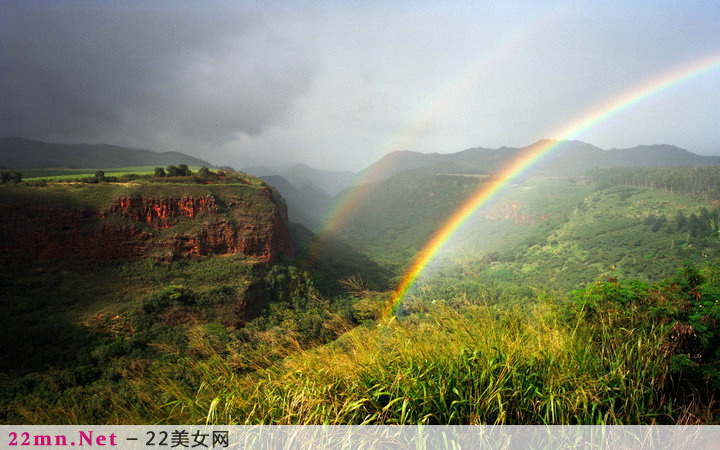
[22,166,204,181]
[33,292,670,425]
[0,181,271,211]
[4,170,720,425]
[0,256,257,375]
[10,263,719,425]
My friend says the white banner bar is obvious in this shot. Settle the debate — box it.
[1,425,719,449]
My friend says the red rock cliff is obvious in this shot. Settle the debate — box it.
[107,195,218,229]
[0,191,293,263]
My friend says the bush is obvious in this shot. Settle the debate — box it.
[141,285,198,314]
[0,170,22,184]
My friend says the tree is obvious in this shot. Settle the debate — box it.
[178,164,192,176]
[675,211,687,231]
[197,166,212,179]
[94,170,106,182]
[166,165,180,177]
[154,167,166,177]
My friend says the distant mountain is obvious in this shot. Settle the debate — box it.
[358,140,720,181]
[0,137,213,169]
[243,163,355,196]
[529,140,720,176]
[260,175,333,229]
[356,146,510,182]
[606,144,720,167]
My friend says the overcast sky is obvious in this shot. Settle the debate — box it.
[1,0,719,171]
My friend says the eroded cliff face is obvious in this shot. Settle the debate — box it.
[107,195,219,228]
[0,188,293,263]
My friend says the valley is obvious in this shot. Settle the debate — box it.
[3,0,719,433]
[2,141,720,425]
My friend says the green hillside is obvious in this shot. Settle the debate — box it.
[333,172,487,267]
[333,172,720,288]
[4,166,720,424]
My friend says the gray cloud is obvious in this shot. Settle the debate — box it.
[0,2,316,153]
[1,1,719,170]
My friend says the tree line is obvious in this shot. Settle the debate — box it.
[587,166,720,201]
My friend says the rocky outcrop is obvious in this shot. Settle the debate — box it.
[0,190,293,263]
[0,205,155,260]
[166,214,292,262]
[107,195,218,228]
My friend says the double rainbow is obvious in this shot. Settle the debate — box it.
[316,6,569,238]
[381,51,720,318]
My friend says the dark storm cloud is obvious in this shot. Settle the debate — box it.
[2,1,718,170]
[0,2,315,150]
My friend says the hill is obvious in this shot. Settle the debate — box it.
[331,172,488,267]
[0,170,390,423]
[331,168,720,287]
[243,163,355,196]
[259,175,333,228]
[358,140,720,182]
[6,155,720,425]
[0,136,213,169]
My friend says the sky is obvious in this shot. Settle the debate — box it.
[1,0,719,171]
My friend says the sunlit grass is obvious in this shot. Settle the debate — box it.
[22,166,204,181]
[103,296,672,425]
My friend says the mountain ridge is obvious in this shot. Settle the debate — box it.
[358,140,720,182]
[0,136,213,169]
[243,163,355,197]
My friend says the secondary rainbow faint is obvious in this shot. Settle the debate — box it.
[315,6,567,238]
[380,50,720,318]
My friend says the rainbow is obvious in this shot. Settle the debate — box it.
[315,6,568,238]
[381,50,720,318]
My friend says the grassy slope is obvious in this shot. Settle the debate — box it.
[62,264,719,425]
[0,178,282,377]
[510,185,715,286]
[0,180,268,210]
[334,173,720,291]
[5,170,720,424]
[21,166,204,181]
[0,176,391,423]
[0,256,255,374]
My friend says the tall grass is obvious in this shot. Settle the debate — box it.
[117,297,673,425]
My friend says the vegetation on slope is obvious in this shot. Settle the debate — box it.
[3,166,720,425]
[7,262,718,425]
[588,166,720,201]
[334,172,486,267]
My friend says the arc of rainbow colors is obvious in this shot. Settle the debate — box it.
[316,6,568,237]
[381,50,720,318]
